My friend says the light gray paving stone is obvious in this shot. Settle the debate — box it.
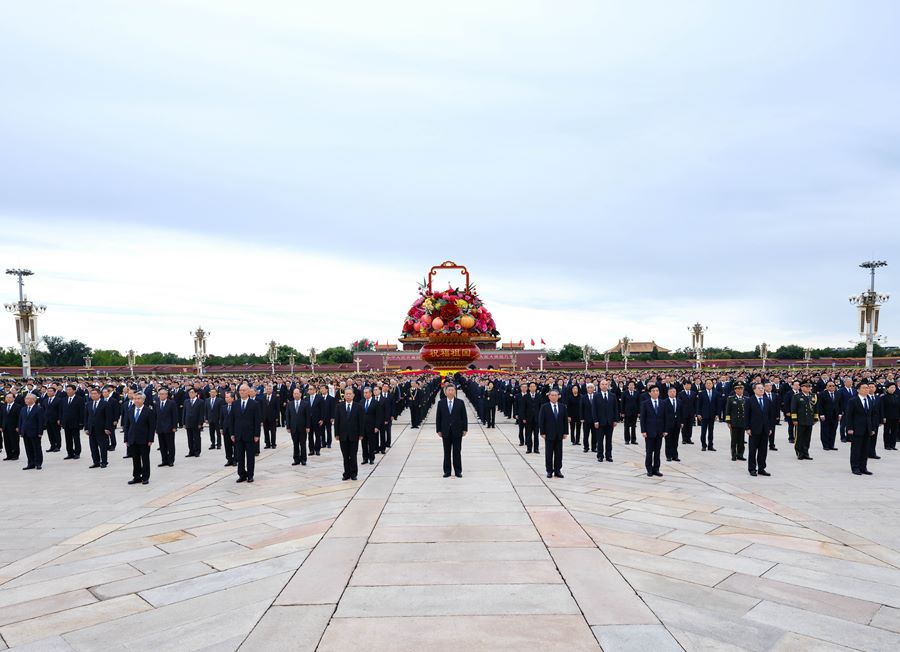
[275,537,367,605]
[619,567,760,617]
[746,600,900,651]
[238,604,334,651]
[334,584,580,617]
[91,561,215,600]
[667,545,775,576]
[359,541,551,563]
[349,560,562,586]
[592,624,682,652]
[763,564,900,608]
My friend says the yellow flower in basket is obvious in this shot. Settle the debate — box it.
[456,299,468,309]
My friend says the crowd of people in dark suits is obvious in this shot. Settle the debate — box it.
[0,374,439,484]
[1,366,896,484]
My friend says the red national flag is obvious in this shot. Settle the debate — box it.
[375,340,379,346]
[530,338,535,346]
[540,338,546,345]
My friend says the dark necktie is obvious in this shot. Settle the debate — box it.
[553,403,558,417]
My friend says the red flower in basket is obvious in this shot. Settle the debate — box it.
[440,303,460,321]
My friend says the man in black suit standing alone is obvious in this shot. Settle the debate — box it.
[206,388,223,450]
[596,379,618,462]
[639,385,666,477]
[286,387,309,466]
[155,388,179,467]
[436,382,468,478]
[18,393,45,470]
[539,388,568,478]
[229,384,261,483]
[61,384,84,460]
[42,386,63,453]
[84,387,113,468]
[746,382,773,477]
[126,391,156,484]
[845,383,876,476]
[3,392,22,461]
[260,383,280,449]
[360,387,379,465]
[182,388,205,457]
[334,386,363,481]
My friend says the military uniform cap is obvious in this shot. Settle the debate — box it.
[733,382,745,389]
[801,379,812,387]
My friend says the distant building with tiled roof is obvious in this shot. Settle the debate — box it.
[604,340,671,355]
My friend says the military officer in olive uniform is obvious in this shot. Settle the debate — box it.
[724,382,748,461]
[790,380,818,460]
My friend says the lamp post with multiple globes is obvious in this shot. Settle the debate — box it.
[849,260,889,371]
[4,269,45,379]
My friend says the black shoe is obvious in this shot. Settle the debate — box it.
[342,475,349,481]
[738,457,746,461]
[22,465,35,470]
[89,463,100,468]
[547,472,553,478]
[36,465,41,470]
[217,445,222,449]
[158,463,167,467]
[685,441,694,445]
[351,476,357,480]
[208,445,216,450]
[292,461,301,466]
[666,457,672,462]
[64,455,74,460]
[142,480,149,485]
[554,472,564,478]
[653,472,663,477]
[526,449,532,454]
[702,447,707,451]
[443,473,451,478]
[769,446,778,451]
[869,455,881,459]
[455,473,462,478]
[315,451,321,456]
[708,447,716,452]
[862,470,873,475]
[606,458,613,462]
[45,448,54,453]
[852,470,862,475]
[100,463,108,468]
[672,458,680,462]
[732,456,737,461]
[236,478,247,483]
[749,471,758,476]
[108,447,116,452]
[248,478,254,483]
[168,463,174,467]
[128,479,141,484]
[803,456,813,460]
[759,470,771,476]
[841,438,848,442]
[301,461,307,466]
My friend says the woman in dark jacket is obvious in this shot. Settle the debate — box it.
[566,384,582,446]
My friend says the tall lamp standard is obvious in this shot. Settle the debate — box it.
[582,344,591,372]
[620,337,631,373]
[849,260,889,371]
[537,354,545,372]
[759,342,768,372]
[803,347,812,371]
[288,353,296,375]
[354,357,362,374]
[266,340,278,376]
[688,322,707,371]
[191,327,209,376]
[4,269,46,379]
[127,349,136,377]
[83,356,92,371]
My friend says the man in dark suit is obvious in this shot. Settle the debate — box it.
[42,386,63,453]
[18,393,45,470]
[378,383,393,452]
[524,382,542,454]
[206,388,223,450]
[155,388,179,467]
[662,386,682,462]
[763,382,780,450]
[305,386,321,456]
[260,384,280,449]
[60,384,84,459]
[286,387,309,466]
[746,383,773,476]
[436,383,468,478]
[620,381,640,445]
[334,387,363,481]
[182,388,205,457]
[318,384,334,448]
[84,387,113,468]
[3,392,22,460]
[596,379,618,462]
[678,382,697,445]
[838,378,856,442]
[126,392,156,484]
[697,379,719,452]
[360,387,380,465]
[222,391,237,466]
[515,383,529,446]
[639,386,666,477]
[229,384,262,482]
[539,388,568,478]
[845,383,876,475]
[818,380,841,451]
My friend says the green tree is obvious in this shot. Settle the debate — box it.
[41,336,92,366]
[548,343,585,362]
[277,345,310,364]
[773,344,804,360]
[318,346,353,364]
[135,351,190,365]
[92,349,127,366]
[350,338,375,353]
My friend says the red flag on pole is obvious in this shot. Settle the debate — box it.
[530,339,535,346]
[540,338,546,345]
[375,340,379,346]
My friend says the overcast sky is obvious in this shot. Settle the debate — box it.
[1,0,898,357]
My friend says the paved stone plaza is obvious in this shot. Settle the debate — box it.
[1,404,899,651]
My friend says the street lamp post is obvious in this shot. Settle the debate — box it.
[354,357,362,374]
[604,352,610,373]
[537,355,545,372]
[689,322,707,371]
[803,347,812,371]
[619,336,631,373]
[382,352,389,372]
[849,260,889,371]
[191,327,209,376]
[582,344,591,372]
[309,347,317,374]
[127,349,136,377]
[4,269,46,379]
[288,353,296,375]
[84,356,92,370]
[759,342,768,372]
[510,350,518,371]
[266,340,278,375]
